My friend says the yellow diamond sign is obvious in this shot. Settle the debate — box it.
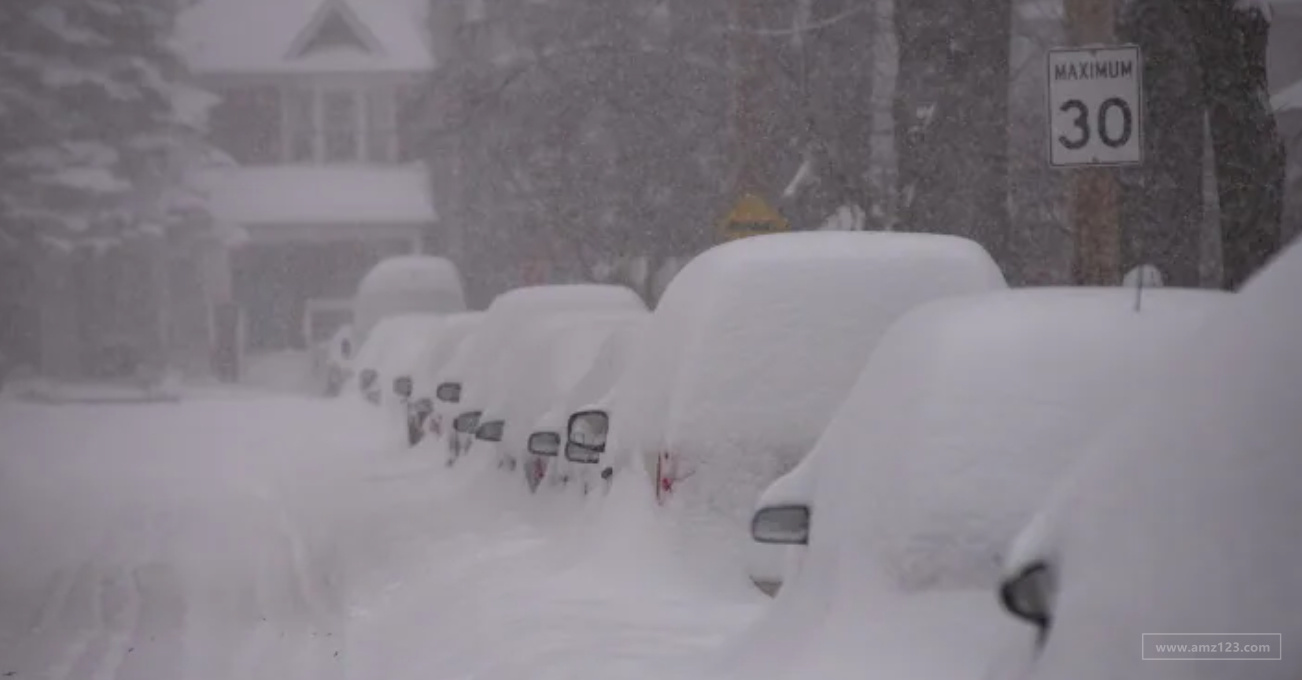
[718,193,790,242]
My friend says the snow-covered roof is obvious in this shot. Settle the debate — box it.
[176,0,434,75]
[197,164,437,227]
[356,255,464,301]
[412,312,485,396]
[348,311,443,402]
[432,285,648,420]
[483,312,646,461]
[353,256,467,344]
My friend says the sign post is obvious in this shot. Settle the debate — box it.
[1050,0,1143,286]
[717,193,790,243]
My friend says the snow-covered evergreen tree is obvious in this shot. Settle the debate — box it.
[0,0,216,253]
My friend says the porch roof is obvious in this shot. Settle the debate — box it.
[197,163,438,228]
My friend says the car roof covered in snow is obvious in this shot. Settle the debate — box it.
[549,317,650,426]
[370,313,442,376]
[411,312,484,395]
[349,312,441,395]
[482,311,647,457]
[529,315,650,451]
[721,286,1231,680]
[604,231,1007,565]
[997,246,1302,680]
[449,285,648,410]
[353,256,466,340]
[356,256,465,304]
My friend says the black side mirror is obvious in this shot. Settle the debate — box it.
[999,561,1054,636]
[393,376,413,398]
[453,410,481,434]
[436,382,462,403]
[751,504,812,545]
[410,397,433,418]
[475,419,504,442]
[565,409,609,463]
[528,431,561,457]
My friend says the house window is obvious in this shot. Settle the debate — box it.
[285,88,315,163]
[276,85,400,164]
[322,90,359,162]
[366,87,396,162]
[210,86,282,165]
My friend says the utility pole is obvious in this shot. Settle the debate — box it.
[1065,0,1120,285]
[727,0,763,201]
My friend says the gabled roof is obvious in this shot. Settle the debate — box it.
[287,0,384,60]
[177,0,434,75]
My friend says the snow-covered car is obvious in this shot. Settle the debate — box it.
[597,231,1007,577]
[404,312,484,446]
[721,286,1230,680]
[527,318,649,493]
[436,284,648,466]
[991,243,1300,680]
[483,311,648,491]
[349,313,442,408]
[352,255,466,349]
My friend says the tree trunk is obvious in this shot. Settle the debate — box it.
[1177,0,1285,289]
[805,0,877,227]
[1117,0,1204,287]
[893,0,1012,266]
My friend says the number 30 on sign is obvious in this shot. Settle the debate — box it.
[1046,45,1143,168]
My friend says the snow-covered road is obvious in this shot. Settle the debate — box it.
[0,394,763,680]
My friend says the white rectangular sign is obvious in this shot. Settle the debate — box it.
[1047,45,1143,167]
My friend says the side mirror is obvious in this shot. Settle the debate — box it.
[751,504,811,545]
[453,410,481,434]
[475,419,504,442]
[528,431,561,457]
[410,397,433,417]
[999,561,1054,633]
[393,376,413,398]
[359,368,378,390]
[436,382,462,403]
[565,409,609,463]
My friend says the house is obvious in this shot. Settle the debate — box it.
[176,0,439,361]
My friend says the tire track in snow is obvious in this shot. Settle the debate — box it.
[35,558,107,680]
[227,488,347,680]
[27,567,76,636]
[56,565,141,680]
[276,504,348,680]
[110,562,187,680]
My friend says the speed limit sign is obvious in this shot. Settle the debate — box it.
[1047,45,1143,167]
